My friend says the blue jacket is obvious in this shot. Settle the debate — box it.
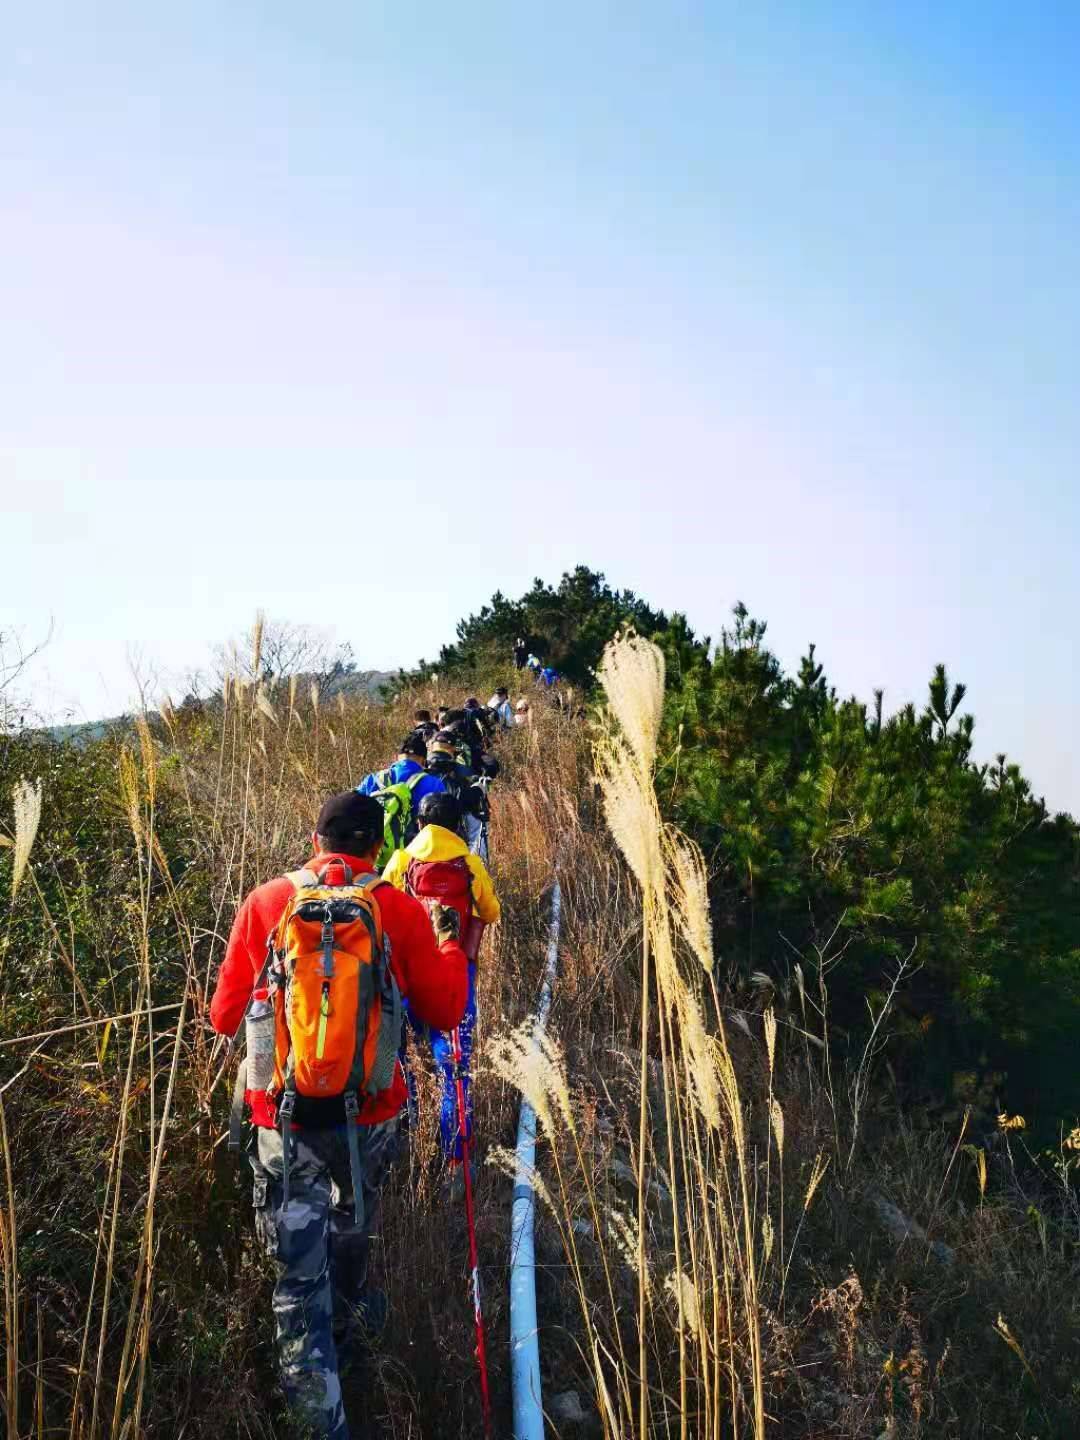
[357,757,446,807]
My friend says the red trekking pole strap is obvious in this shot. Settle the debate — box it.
[450,1026,493,1439]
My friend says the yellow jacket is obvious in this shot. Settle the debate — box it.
[382,825,501,924]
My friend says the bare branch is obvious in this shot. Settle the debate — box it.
[0,618,54,725]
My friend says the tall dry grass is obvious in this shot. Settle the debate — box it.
[1,636,1078,1438]
[485,632,1080,1440]
[0,664,475,1436]
[0,652,610,1437]
[489,634,778,1440]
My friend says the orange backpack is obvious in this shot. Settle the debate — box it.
[269,861,403,1219]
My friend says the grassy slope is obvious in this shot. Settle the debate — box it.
[0,662,1078,1438]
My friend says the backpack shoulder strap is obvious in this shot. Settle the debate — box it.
[269,868,318,950]
[376,779,409,807]
[406,771,426,792]
[351,871,387,953]
[353,871,402,1095]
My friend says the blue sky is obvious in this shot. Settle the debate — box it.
[2,3,1078,813]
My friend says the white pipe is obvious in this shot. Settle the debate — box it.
[510,875,562,1440]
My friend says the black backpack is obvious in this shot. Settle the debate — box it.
[433,763,487,820]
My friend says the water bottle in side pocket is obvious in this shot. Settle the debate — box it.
[245,989,276,1092]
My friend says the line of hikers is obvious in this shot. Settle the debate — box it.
[512,634,562,690]
[209,701,509,1440]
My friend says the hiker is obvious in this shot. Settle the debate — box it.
[425,732,490,856]
[412,709,438,744]
[441,706,487,773]
[514,698,531,726]
[429,721,475,776]
[210,792,469,1440]
[513,636,528,670]
[465,697,498,752]
[540,665,558,688]
[487,687,513,728]
[356,734,443,806]
[437,710,477,772]
[464,696,487,724]
[355,734,445,864]
[383,792,500,1169]
[469,699,503,764]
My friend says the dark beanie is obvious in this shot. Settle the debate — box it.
[315,792,385,850]
[418,791,462,830]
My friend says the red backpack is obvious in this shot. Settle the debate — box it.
[405,856,485,960]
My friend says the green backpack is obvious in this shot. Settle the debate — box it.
[372,770,426,868]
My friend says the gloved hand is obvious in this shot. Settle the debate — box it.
[430,903,461,944]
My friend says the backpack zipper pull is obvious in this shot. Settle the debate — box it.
[316,981,331,1060]
[321,902,335,979]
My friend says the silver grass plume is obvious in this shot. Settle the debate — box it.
[10,777,42,898]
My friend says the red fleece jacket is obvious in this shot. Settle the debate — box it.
[209,852,469,1125]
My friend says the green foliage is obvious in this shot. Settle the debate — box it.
[657,603,1080,1125]
[391,564,677,688]
[390,567,1079,1123]
[0,729,192,1037]
[389,570,1079,1123]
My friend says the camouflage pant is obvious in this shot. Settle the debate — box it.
[250,1118,400,1440]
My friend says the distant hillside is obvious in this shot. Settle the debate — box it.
[310,668,396,701]
[45,717,127,746]
[35,670,396,747]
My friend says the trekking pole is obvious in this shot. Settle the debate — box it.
[450,1023,494,1439]
[475,774,492,863]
